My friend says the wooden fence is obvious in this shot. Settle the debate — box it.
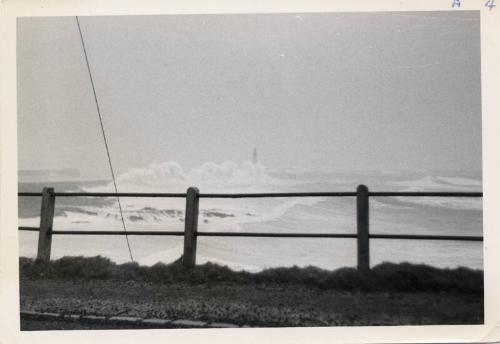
[18,185,483,271]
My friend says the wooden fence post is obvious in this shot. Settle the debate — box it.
[37,187,55,261]
[182,187,199,268]
[356,184,370,273]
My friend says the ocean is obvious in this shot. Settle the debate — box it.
[18,161,483,271]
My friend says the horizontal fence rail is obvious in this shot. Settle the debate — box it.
[18,191,483,198]
[49,230,185,236]
[18,192,186,198]
[199,192,357,198]
[369,191,483,197]
[369,233,483,241]
[24,230,483,241]
[18,185,483,271]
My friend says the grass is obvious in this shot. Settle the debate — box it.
[19,255,483,294]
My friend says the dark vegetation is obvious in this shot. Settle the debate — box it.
[19,255,483,294]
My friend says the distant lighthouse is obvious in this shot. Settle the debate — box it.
[252,148,258,165]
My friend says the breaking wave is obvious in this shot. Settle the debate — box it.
[70,161,320,231]
[109,161,276,192]
[389,175,482,192]
[385,175,482,210]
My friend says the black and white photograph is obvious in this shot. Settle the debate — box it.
[15,9,485,331]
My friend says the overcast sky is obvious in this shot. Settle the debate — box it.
[17,11,481,179]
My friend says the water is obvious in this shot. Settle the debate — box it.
[18,162,483,271]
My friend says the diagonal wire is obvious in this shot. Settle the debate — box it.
[75,16,134,262]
